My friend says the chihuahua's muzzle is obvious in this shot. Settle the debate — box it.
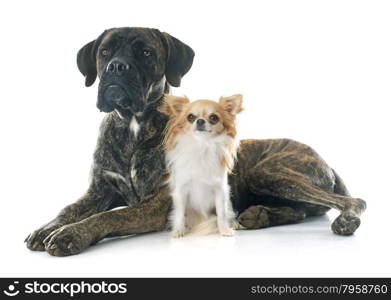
[196,118,207,132]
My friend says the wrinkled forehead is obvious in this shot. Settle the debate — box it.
[101,27,163,48]
[187,100,221,116]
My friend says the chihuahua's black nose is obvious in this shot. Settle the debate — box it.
[107,59,130,76]
[196,119,206,126]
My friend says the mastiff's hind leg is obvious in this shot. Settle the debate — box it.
[247,165,366,235]
[237,205,306,229]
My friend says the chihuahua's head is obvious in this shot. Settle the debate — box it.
[160,94,243,150]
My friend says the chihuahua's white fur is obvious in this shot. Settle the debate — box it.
[166,131,237,237]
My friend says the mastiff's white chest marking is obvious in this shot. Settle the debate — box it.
[130,163,137,179]
[129,116,140,138]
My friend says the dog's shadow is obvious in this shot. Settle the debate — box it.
[85,231,170,255]
[65,212,351,257]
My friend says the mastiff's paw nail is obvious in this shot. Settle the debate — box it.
[67,243,73,249]
[43,232,55,245]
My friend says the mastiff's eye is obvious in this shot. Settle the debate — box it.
[187,114,196,122]
[100,49,109,57]
[143,49,152,57]
[209,114,219,124]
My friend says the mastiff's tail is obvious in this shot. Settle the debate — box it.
[187,216,219,236]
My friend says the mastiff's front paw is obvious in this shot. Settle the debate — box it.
[25,224,62,251]
[43,224,93,256]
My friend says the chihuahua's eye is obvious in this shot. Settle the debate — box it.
[143,49,152,57]
[187,114,196,122]
[100,49,109,57]
[209,114,219,124]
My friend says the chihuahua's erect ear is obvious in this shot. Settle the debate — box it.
[219,94,244,115]
[160,94,190,116]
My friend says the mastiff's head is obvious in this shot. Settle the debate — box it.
[77,27,194,116]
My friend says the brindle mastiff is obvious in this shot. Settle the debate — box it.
[25,27,366,256]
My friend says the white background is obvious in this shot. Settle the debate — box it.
[0,0,390,277]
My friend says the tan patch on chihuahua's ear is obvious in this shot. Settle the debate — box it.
[159,94,190,116]
[219,94,243,115]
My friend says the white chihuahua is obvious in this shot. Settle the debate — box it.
[160,94,243,237]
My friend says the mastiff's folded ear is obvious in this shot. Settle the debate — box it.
[160,33,195,87]
[76,32,106,87]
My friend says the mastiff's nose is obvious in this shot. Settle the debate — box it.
[106,59,130,76]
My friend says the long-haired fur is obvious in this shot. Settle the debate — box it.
[160,94,243,237]
[161,94,242,171]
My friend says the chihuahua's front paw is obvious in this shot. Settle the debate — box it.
[219,227,235,237]
[171,227,186,238]
[231,220,243,230]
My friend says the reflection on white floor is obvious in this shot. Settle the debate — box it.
[5,209,389,278]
